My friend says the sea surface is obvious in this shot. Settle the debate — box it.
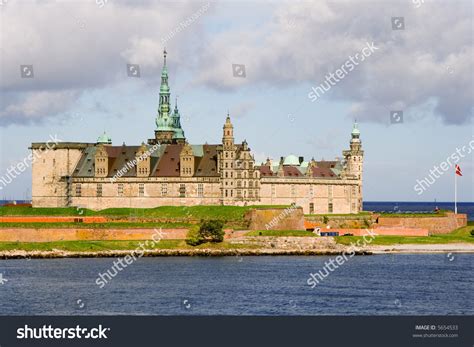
[0,255,472,315]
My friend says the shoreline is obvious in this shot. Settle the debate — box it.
[1,243,474,259]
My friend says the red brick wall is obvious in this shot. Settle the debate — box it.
[0,216,108,223]
[0,228,188,242]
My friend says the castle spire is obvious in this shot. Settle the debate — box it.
[163,48,167,66]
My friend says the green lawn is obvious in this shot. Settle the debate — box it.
[0,222,192,229]
[246,230,316,237]
[0,204,290,219]
[335,225,474,245]
[0,239,259,252]
[305,212,372,217]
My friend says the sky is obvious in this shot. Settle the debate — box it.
[0,0,473,202]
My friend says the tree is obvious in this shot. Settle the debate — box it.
[198,220,225,243]
[185,220,225,246]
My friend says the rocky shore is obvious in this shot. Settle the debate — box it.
[0,248,373,259]
[0,237,473,259]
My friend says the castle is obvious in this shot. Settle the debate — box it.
[31,50,364,214]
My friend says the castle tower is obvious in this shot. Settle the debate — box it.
[220,113,235,204]
[153,49,175,145]
[342,121,364,212]
[347,122,363,180]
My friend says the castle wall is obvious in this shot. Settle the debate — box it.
[258,178,362,214]
[70,178,221,210]
[31,146,84,208]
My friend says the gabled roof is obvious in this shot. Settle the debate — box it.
[72,143,221,178]
[153,144,183,177]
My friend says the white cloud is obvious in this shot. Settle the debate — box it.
[190,0,473,125]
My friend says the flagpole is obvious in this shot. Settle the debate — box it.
[454,167,457,214]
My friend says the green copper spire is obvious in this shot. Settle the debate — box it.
[171,97,186,140]
[156,48,173,131]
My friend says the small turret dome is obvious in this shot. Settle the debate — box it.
[97,131,112,144]
[351,122,360,137]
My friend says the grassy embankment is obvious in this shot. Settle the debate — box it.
[0,205,289,230]
[335,222,474,245]
[0,239,260,252]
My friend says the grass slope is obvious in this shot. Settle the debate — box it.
[0,239,259,252]
[335,225,474,245]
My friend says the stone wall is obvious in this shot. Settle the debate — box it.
[259,178,362,214]
[245,207,305,231]
[0,228,188,242]
[376,212,467,234]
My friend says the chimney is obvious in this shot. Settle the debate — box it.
[299,156,304,164]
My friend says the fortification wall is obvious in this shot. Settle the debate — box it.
[376,213,467,234]
[245,207,305,231]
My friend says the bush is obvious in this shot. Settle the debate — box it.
[470,230,474,237]
[323,216,329,224]
[185,226,203,246]
[363,218,371,228]
[185,220,225,246]
[199,219,225,243]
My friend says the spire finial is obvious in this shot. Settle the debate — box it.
[175,96,178,110]
[163,48,167,66]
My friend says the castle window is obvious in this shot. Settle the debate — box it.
[161,183,168,196]
[328,202,333,213]
[139,183,144,197]
[179,184,186,198]
[309,203,314,214]
[309,185,314,197]
[118,183,124,196]
[328,185,333,198]
[271,184,276,198]
[225,190,228,198]
[75,184,82,197]
[97,183,102,197]
[198,183,203,198]
[230,190,233,197]
[291,185,296,198]
[352,186,356,196]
